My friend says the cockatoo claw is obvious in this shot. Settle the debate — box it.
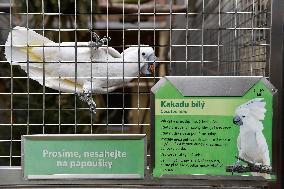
[89,29,111,50]
[231,159,241,175]
[76,91,97,114]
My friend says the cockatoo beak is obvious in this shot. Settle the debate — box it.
[144,54,158,74]
[141,62,158,75]
[233,115,243,126]
[146,54,157,62]
[148,64,155,74]
[141,64,152,75]
[141,54,158,75]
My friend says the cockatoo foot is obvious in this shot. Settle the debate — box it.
[76,91,97,114]
[231,160,241,175]
[88,39,110,50]
[253,163,272,174]
[88,29,111,50]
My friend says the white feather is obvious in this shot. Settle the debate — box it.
[235,98,271,179]
[4,26,155,94]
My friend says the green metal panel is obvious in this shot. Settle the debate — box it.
[151,77,276,178]
[22,134,146,179]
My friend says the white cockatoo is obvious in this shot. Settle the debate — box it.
[233,98,271,179]
[5,26,157,113]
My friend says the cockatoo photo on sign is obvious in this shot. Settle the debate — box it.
[5,26,157,114]
[232,98,271,179]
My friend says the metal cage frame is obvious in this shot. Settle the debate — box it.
[0,0,283,188]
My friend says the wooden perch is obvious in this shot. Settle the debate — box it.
[226,156,272,174]
[99,3,187,14]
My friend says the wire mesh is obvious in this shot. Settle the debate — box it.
[0,0,271,167]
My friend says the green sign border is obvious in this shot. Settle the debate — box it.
[22,134,147,180]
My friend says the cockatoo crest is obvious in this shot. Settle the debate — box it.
[234,98,267,132]
[236,98,266,121]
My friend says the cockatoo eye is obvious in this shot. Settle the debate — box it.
[242,115,245,118]
[142,52,146,56]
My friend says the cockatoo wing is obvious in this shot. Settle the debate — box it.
[58,43,121,61]
[92,46,122,59]
[58,44,140,92]
[5,26,58,67]
[255,132,270,165]
[4,26,146,94]
[254,132,271,179]
[23,67,83,93]
[4,26,125,93]
[4,27,82,92]
[26,43,122,93]
[56,44,123,89]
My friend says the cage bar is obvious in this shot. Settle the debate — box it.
[0,0,282,188]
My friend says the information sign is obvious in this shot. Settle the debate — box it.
[151,76,276,178]
[22,134,146,179]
